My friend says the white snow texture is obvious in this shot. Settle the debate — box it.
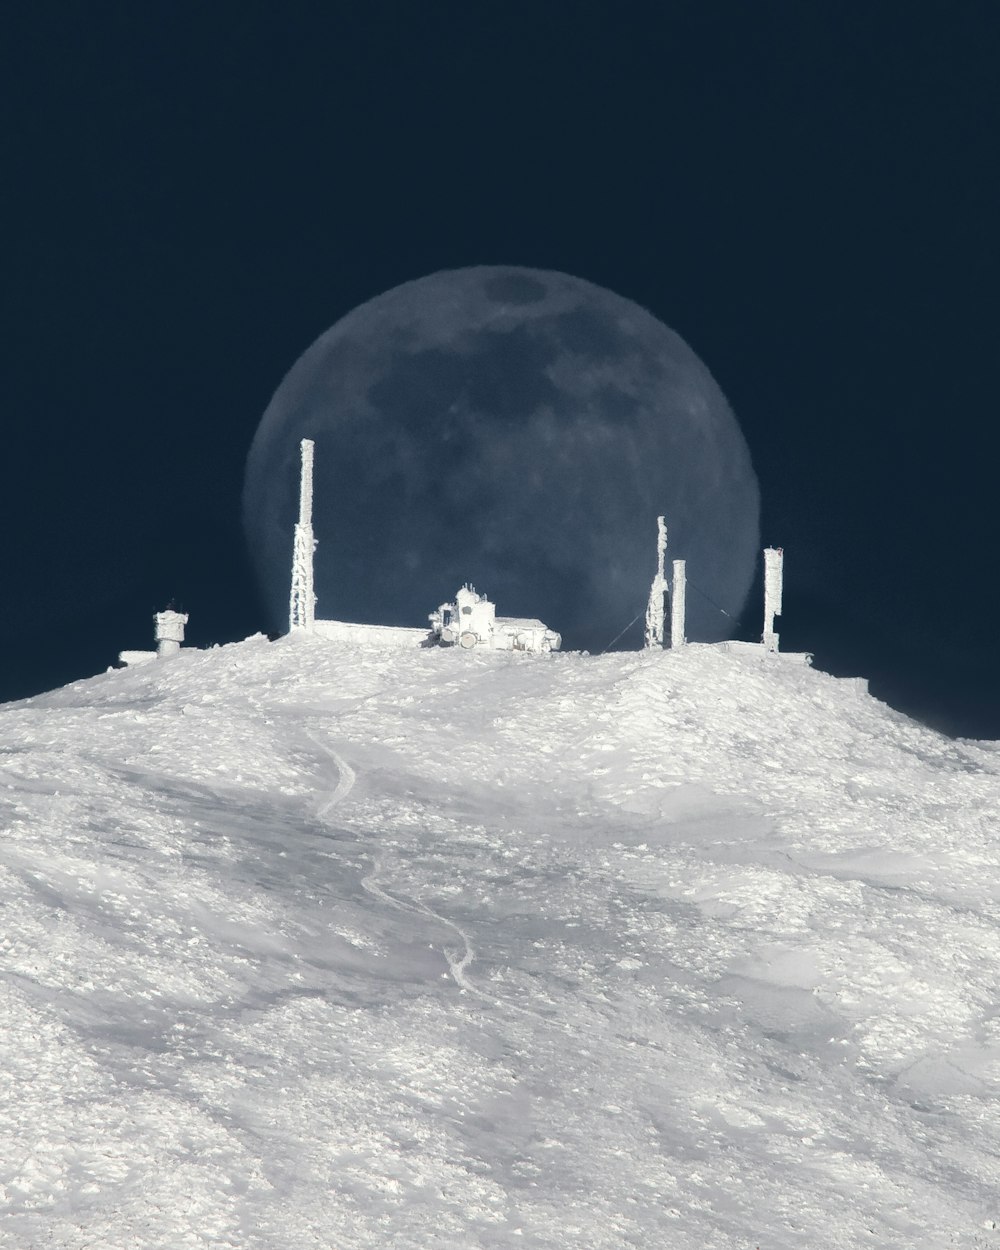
[1,636,999,1249]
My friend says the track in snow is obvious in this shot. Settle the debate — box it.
[305,727,550,1013]
[311,738,357,817]
[306,728,480,996]
[359,858,481,997]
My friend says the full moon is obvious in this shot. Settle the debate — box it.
[244,266,760,650]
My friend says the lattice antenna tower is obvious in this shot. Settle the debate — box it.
[289,438,317,631]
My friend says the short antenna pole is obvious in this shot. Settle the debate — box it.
[644,515,668,649]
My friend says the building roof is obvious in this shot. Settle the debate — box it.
[495,617,550,631]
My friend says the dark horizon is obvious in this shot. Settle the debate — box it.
[3,6,998,738]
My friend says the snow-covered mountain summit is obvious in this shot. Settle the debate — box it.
[2,637,999,1249]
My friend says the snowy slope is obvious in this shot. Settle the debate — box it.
[2,636,999,1249]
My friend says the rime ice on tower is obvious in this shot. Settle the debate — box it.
[644,516,668,650]
[644,518,685,650]
[671,558,686,648]
[762,546,783,652]
[722,545,812,665]
[289,437,317,632]
[286,437,430,648]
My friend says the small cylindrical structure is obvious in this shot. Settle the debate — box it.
[670,559,686,648]
[762,546,783,651]
[155,608,188,658]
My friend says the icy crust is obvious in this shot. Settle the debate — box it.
[1,637,999,1249]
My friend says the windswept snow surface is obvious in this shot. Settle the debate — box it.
[2,637,1000,1249]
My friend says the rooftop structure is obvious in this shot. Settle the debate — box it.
[118,608,189,667]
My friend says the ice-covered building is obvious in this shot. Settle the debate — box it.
[118,608,189,667]
[428,585,561,653]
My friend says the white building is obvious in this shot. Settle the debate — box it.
[118,608,189,667]
[429,585,561,653]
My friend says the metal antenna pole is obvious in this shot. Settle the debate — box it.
[289,438,317,631]
[670,559,686,648]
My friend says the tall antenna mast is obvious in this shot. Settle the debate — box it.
[762,546,783,652]
[644,515,668,649]
[289,438,317,631]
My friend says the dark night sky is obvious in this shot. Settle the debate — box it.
[2,4,998,737]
